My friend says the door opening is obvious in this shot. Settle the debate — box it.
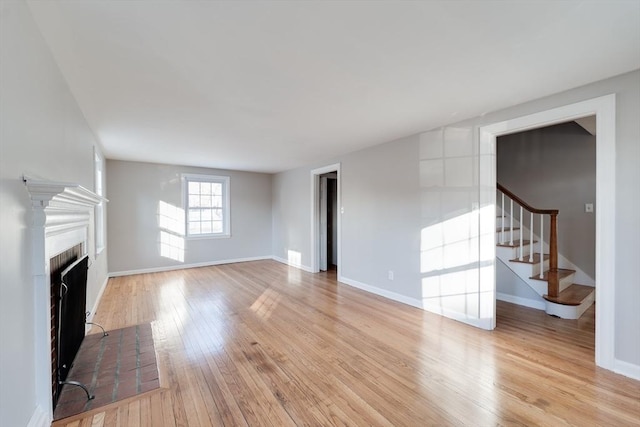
[311,164,341,276]
[480,94,616,371]
[319,173,338,271]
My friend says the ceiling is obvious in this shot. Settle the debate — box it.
[27,1,640,173]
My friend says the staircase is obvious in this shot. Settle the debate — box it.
[496,183,595,319]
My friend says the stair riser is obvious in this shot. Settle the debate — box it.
[496,246,534,261]
[496,217,521,229]
[559,275,574,292]
[496,229,522,243]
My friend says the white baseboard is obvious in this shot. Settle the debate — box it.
[337,275,422,310]
[497,292,546,311]
[27,405,50,427]
[272,256,313,273]
[613,358,640,381]
[109,256,272,277]
[422,301,495,331]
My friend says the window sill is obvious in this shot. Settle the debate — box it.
[186,234,231,240]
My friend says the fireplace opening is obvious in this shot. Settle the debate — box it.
[49,244,83,408]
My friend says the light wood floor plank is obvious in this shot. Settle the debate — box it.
[52,260,640,426]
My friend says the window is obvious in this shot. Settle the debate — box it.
[183,174,230,238]
[94,150,105,255]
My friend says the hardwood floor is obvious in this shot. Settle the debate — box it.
[53,260,640,426]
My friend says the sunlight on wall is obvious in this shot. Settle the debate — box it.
[287,249,302,267]
[421,209,479,315]
[158,201,185,262]
[287,249,302,281]
[159,200,185,235]
[160,231,185,263]
[420,205,496,318]
[419,127,496,328]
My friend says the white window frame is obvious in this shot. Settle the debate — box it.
[182,173,231,239]
[94,149,106,255]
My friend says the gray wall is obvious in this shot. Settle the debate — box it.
[0,2,109,425]
[342,136,422,299]
[496,259,545,306]
[498,122,596,279]
[107,160,272,274]
[272,69,640,368]
[272,136,421,301]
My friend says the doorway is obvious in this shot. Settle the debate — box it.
[310,163,341,276]
[319,172,338,271]
[480,94,616,371]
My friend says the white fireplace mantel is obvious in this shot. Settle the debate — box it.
[24,176,104,425]
[24,176,103,209]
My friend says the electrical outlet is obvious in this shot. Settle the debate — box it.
[585,203,594,213]
[388,270,394,280]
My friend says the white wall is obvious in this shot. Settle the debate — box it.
[0,2,109,425]
[498,121,596,279]
[107,160,272,274]
[272,69,640,371]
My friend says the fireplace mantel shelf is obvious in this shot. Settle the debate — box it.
[24,176,107,209]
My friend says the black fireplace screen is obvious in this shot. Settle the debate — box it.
[58,255,89,384]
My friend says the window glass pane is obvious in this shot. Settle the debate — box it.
[188,181,200,194]
[201,209,212,221]
[212,208,222,220]
[189,195,201,208]
[201,221,213,234]
[212,196,221,208]
[201,182,212,194]
[189,209,200,221]
[201,195,212,207]
[212,221,223,233]
[211,183,222,196]
[189,222,201,235]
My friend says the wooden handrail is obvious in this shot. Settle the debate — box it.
[497,183,558,215]
[497,182,560,298]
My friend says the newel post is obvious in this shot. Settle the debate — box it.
[547,212,559,298]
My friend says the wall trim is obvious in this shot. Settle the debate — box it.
[496,292,546,311]
[338,275,422,310]
[613,358,640,381]
[27,405,49,427]
[108,256,272,277]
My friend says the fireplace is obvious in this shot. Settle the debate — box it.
[24,177,103,423]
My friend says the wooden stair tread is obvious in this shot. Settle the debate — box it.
[529,268,575,282]
[543,284,594,306]
[496,227,520,232]
[497,239,537,248]
[510,253,549,264]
